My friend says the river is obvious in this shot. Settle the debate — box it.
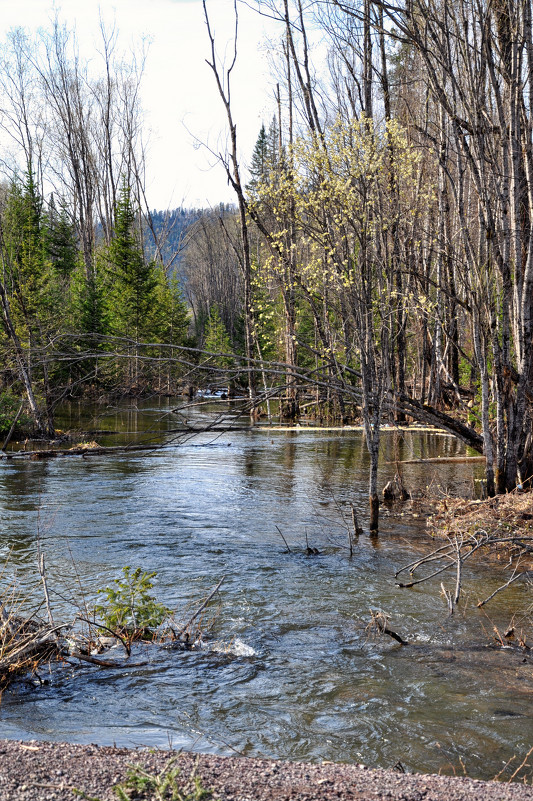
[0,398,531,781]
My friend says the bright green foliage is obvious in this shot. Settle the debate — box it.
[93,567,170,637]
[2,171,53,331]
[204,304,233,367]
[112,758,216,801]
[250,261,281,362]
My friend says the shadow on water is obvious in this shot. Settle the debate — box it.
[0,399,530,781]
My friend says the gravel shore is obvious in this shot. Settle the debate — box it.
[0,740,531,801]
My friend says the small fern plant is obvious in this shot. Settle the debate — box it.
[93,567,170,639]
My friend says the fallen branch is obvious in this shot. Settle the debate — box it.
[175,577,225,640]
[368,611,409,646]
[477,571,531,608]
[75,615,131,656]
[275,525,292,553]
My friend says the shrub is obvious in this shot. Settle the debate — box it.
[93,566,170,638]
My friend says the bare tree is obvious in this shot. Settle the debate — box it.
[203,0,257,414]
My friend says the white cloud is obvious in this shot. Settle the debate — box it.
[0,0,279,209]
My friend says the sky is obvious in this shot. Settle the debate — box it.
[0,0,280,210]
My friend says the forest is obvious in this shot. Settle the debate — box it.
[1,1,532,529]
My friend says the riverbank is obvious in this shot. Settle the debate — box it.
[0,740,532,801]
[427,490,533,542]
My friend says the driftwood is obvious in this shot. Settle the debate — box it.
[390,456,486,465]
[0,622,67,690]
[0,443,161,460]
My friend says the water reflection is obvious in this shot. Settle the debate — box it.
[0,401,528,781]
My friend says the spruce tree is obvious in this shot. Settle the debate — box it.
[247,124,269,193]
[204,304,233,368]
[47,196,79,280]
[107,181,157,343]
[0,169,56,434]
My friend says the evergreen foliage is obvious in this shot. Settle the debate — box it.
[107,182,158,342]
[47,196,79,280]
[204,304,233,368]
[247,117,281,196]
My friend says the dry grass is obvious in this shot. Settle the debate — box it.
[0,606,62,693]
[427,490,533,561]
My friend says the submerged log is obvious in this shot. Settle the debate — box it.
[0,442,161,460]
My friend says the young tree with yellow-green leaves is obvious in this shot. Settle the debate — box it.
[248,115,426,529]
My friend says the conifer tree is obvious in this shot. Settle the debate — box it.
[107,181,157,343]
[47,197,79,281]
[247,124,268,193]
[204,303,233,369]
[0,169,56,434]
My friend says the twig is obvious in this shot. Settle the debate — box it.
[1,401,24,451]
[370,611,409,645]
[397,558,457,588]
[175,577,225,639]
[0,602,14,637]
[453,536,463,606]
[441,582,453,615]
[477,571,529,608]
[275,525,292,553]
[507,744,533,783]
[1,625,66,669]
[349,505,362,556]
[395,542,457,577]
[69,650,141,668]
[75,616,131,656]
[38,553,55,631]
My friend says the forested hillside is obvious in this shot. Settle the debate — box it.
[1,2,533,526]
[143,207,201,268]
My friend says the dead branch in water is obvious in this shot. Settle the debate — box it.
[174,577,225,641]
[367,611,409,646]
[396,504,533,617]
[0,569,227,693]
[477,570,532,608]
[275,525,292,553]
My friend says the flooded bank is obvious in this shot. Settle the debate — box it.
[0,399,530,781]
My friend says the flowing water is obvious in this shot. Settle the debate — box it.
[0,398,531,780]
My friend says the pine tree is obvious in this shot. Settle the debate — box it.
[0,169,56,434]
[107,181,157,342]
[247,124,269,193]
[47,196,79,280]
[204,304,233,368]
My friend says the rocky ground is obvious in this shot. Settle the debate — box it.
[0,740,532,801]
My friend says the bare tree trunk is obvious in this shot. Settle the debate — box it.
[204,0,257,420]
[0,277,53,438]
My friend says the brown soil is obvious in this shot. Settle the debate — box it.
[0,740,532,801]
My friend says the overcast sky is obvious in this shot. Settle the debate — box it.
[0,0,279,210]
